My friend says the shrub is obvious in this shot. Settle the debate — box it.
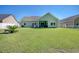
[7,25,18,33]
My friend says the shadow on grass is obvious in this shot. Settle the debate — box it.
[0,30,18,34]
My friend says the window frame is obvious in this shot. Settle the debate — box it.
[51,22,55,26]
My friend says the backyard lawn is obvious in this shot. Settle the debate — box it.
[0,28,79,53]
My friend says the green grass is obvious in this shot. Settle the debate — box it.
[0,28,79,53]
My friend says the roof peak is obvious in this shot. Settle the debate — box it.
[42,12,53,17]
[45,12,52,15]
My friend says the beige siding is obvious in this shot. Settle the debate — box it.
[60,20,74,28]
[2,15,20,27]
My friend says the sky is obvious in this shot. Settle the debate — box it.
[0,5,79,20]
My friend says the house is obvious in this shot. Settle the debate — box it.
[21,16,40,27]
[60,14,79,28]
[0,14,20,29]
[20,13,59,28]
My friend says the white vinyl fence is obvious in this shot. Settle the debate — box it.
[0,23,17,29]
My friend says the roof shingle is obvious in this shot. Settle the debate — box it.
[0,14,11,20]
[60,14,79,22]
[21,16,40,22]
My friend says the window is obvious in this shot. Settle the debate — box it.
[51,22,55,26]
[24,23,26,25]
[76,23,79,26]
[51,23,53,25]
[53,23,55,25]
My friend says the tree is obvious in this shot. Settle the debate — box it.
[7,25,18,33]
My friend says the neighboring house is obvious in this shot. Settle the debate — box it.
[20,13,59,28]
[0,14,20,29]
[60,14,79,28]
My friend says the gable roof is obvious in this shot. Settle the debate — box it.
[0,14,11,21]
[21,16,40,22]
[38,12,58,21]
[21,12,59,22]
[60,14,79,22]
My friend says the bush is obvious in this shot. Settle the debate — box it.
[7,25,18,33]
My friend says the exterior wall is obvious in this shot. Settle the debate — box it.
[57,20,61,28]
[48,20,58,27]
[22,21,39,27]
[0,23,17,29]
[23,22,32,27]
[60,20,74,28]
[74,18,79,28]
[2,15,20,27]
[38,20,58,28]
[38,15,58,27]
[22,20,58,28]
[60,23,66,28]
